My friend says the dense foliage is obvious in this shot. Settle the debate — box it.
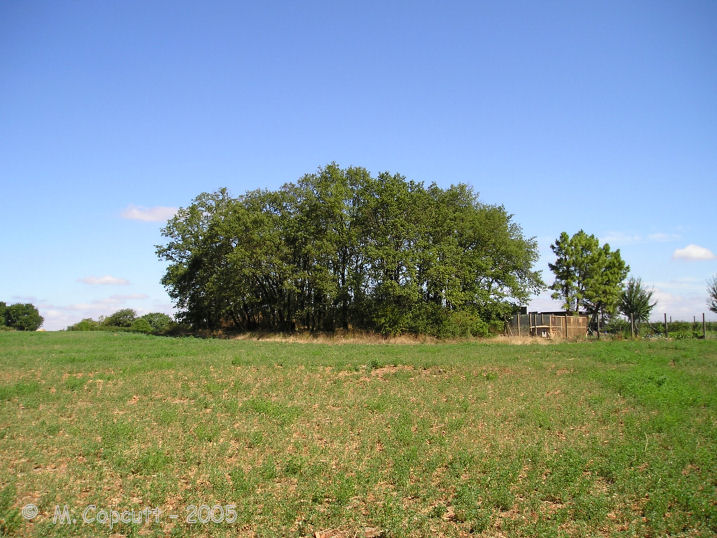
[156,164,543,336]
[549,230,629,325]
[139,312,174,333]
[0,302,43,331]
[103,308,137,328]
[66,310,174,335]
[620,277,657,326]
[709,275,717,314]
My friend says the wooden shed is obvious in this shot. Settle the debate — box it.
[506,311,588,339]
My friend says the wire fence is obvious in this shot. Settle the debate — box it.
[506,312,717,340]
[604,315,717,340]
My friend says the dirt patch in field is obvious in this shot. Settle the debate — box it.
[370,365,414,377]
[314,529,383,538]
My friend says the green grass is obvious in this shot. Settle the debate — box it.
[0,331,715,536]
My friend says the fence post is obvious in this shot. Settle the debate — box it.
[704,313,707,339]
[664,313,668,338]
[517,314,521,337]
[564,314,568,339]
[596,312,600,340]
[528,313,531,336]
[630,313,635,339]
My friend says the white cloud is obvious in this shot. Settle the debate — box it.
[672,244,716,261]
[79,275,130,286]
[652,277,705,292]
[647,232,681,243]
[11,295,41,304]
[648,288,714,321]
[121,204,177,222]
[600,231,642,245]
[63,294,149,311]
[38,294,151,330]
[40,310,74,331]
[599,231,682,246]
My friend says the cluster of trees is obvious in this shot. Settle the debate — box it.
[0,302,43,331]
[548,230,657,333]
[549,230,630,322]
[67,309,173,335]
[549,232,717,337]
[157,164,543,336]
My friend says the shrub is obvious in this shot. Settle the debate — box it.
[130,318,153,334]
[140,312,173,333]
[438,311,488,338]
[604,318,630,337]
[5,303,43,331]
[67,311,176,335]
[67,318,100,331]
[102,309,136,328]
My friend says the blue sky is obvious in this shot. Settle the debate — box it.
[1,1,715,330]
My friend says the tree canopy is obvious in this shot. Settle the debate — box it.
[3,303,44,331]
[549,230,629,322]
[140,312,173,333]
[67,311,174,335]
[102,308,137,328]
[619,277,656,325]
[156,164,544,336]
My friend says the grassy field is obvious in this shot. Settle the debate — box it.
[0,332,715,537]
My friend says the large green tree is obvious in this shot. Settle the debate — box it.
[157,164,544,336]
[5,303,44,331]
[549,230,629,324]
